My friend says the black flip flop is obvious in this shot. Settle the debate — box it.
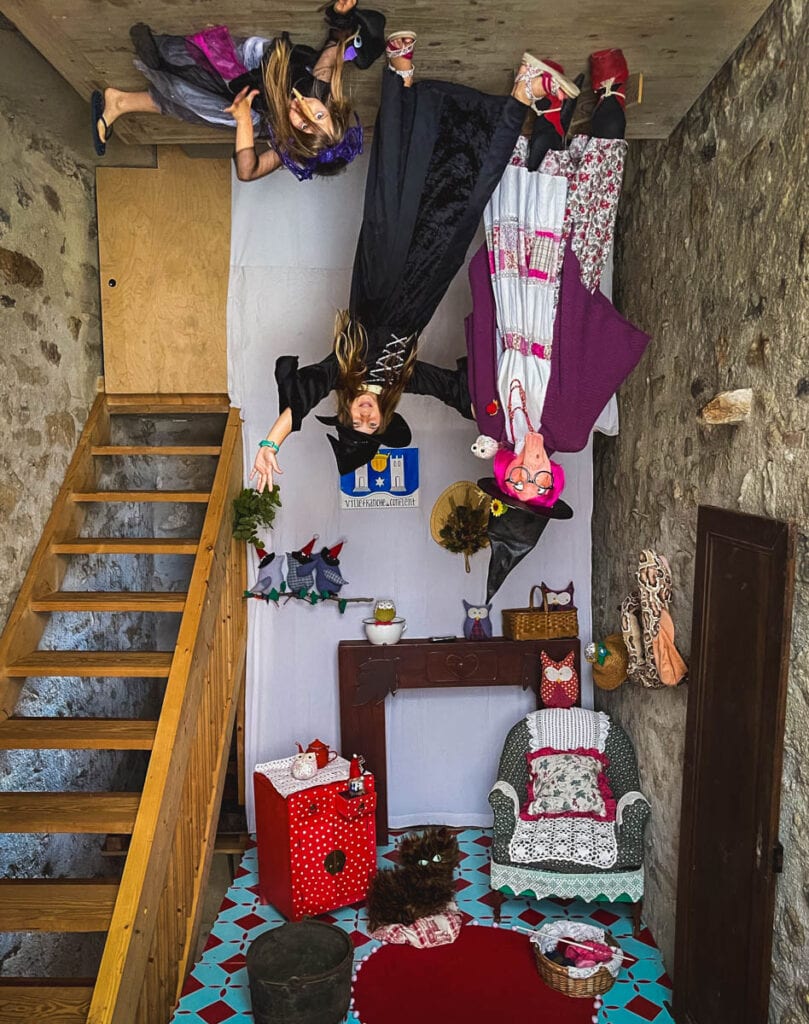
[91,89,112,156]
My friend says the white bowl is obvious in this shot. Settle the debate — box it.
[363,617,407,645]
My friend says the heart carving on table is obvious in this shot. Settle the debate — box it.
[445,653,480,679]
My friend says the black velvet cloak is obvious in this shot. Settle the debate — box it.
[276,69,523,452]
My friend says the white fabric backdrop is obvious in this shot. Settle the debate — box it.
[228,156,602,831]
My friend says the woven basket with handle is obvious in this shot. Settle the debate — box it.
[502,585,579,641]
[533,932,619,998]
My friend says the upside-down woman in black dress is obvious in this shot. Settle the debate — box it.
[250,49,581,487]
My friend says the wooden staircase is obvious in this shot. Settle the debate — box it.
[0,393,246,1024]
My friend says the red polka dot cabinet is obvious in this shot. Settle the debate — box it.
[254,755,377,921]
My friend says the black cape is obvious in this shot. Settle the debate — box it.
[276,70,522,448]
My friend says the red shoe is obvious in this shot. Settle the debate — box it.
[590,48,629,108]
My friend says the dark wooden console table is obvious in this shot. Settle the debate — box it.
[338,636,581,843]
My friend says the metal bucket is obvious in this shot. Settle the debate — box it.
[246,920,353,1024]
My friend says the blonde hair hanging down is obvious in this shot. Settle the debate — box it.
[263,36,353,169]
[333,310,419,433]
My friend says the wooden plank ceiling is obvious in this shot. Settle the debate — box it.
[0,0,773,141]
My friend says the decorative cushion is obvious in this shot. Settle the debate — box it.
[521,747,616,821]
[369,901,462,948]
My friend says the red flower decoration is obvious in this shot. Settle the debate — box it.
[486,399,499,416]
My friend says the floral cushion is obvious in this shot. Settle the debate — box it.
[521,747,616,822]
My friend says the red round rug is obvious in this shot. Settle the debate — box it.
[352,924,597,1024]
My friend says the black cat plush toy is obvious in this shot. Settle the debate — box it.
[366,827,461,932]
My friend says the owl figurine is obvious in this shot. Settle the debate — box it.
[463,600,493,640]
[470,434,500,459]
[374,599,397,624]
[314,542,348,595]
[540,581,577,611]
[285,537,317,593]
[540,650,579,708]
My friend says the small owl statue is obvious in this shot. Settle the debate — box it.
[470,434,500,459]
[374,599,397,623]
[463,600,493,640]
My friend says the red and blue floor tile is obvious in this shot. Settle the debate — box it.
[172,829,673,1023]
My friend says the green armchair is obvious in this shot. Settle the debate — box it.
[487,709,650,935]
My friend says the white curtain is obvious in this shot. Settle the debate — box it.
[228,157,596,831]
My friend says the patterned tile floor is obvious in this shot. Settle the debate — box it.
[172,829,674,1024]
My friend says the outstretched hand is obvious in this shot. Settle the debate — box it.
[334,0,358,13]
[225,86,259,122]
[250,446,282,494]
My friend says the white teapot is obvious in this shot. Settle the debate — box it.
[291,750,319,780]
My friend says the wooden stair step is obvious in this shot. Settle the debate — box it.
[0,978,94,1022]
[0,879,119,932]
[105,393,230,415]
[0,718,157,750]
[30,591,186,613]
[90,444,221,456]
[70,490,210,503]
[6,651,173,678]
[51,537,199,555]
[0,793,141,833]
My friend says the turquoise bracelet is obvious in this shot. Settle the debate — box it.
[258,439,280,453]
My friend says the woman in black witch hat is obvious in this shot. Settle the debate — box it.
[250,47,581,488]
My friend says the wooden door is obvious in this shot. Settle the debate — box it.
[97,147,230,394]
[674,506,795,1024]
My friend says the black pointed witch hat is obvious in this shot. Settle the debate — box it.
[477,478,573,601]
[316,413,411,476]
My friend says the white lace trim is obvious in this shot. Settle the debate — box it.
[509,815,618,869]
[616,791,649,827]
[525,708,610,753]
[489,861,644,902]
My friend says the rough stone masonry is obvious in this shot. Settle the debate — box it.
[593,0,809,1020]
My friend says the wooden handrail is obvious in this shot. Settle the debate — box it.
[88,405,246,1024]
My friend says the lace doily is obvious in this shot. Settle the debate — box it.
[254,754,351,797]
[508,813,618,869]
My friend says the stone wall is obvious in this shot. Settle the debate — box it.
[0,16,153,631]
[593,0,809,1019]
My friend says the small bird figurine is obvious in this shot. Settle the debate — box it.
[374,599,397,624]
[285,537,317,593]
[314,542,348,595]
[249,551,287,600]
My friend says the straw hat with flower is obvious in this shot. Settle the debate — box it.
[430,481,491,573]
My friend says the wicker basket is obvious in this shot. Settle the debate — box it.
[502,586,579,641]
[533,933,619,998]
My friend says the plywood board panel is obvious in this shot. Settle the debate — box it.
[0,0,775,140]
[97,147,230,393]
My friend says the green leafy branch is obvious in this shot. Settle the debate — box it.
[232,486,282,549]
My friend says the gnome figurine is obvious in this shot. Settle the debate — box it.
[249,550,287,600]
[314,542,349,595]
[285,537,317,594]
